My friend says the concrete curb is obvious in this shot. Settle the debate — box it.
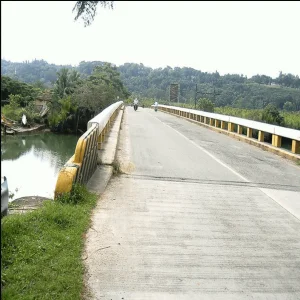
[86,106,125,195]
[160,110,300,163]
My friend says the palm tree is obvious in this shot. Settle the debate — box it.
[53,69,82,99]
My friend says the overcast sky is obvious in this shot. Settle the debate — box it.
[1,1,300,78]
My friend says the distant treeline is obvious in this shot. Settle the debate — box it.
[1,59,300,111]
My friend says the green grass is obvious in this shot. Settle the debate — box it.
[1,185,98,300]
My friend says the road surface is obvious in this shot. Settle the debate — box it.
[84,107,300,300]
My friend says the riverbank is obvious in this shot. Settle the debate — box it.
[1,185,98,300]
[1,124,49,136]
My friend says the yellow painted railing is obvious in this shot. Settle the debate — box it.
[54,101,123,198]
[155,105,300,158]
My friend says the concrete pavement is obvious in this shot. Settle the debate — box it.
[84,107,300,299]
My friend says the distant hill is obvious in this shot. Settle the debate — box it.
[1,59,300,110]
[1,59,72,87]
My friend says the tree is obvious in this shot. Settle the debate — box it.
[89,63,130,97]
[2,59,300,112]
[283,101,296,111]
[53,68,82,99]
[73,63,130,113]
[33,80,46,90]
[1,76,40,106]
[197,98,214,112]
[261,104,284,126]
[73,1,114,26]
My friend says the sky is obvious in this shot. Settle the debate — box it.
[1,1,300,78]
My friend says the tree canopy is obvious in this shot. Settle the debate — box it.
[73,1,114,26]
[2,59,300,113]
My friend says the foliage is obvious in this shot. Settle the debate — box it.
[1,185,97,300]
[281,111,300,130]
[56,184,87,205]
[283,101,296,111]
[1,76,48,125]
[32,80,47,90]
[249,72,300,88]
[49,69,83,132]
[2,94,42,124]
[73,1,114,26]
[48,96,77,131]
[1,59,72,87]
[261,104,284,126]
[276,71,300,88]
[73,62,130,114]
[197,98,214,112]
[1,75,41,105]
[116,64,300,110]
[2,95,25,122]
[53,68,82,100]
[215,107,263,122]
[2,59,300,114]
[47,63,129,133]
[77,60,105,76]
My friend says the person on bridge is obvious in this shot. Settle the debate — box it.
[154,101,158,111]
[133,98,139,111]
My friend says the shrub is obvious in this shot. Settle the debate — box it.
[262,104,284,126]
[197,98,214,112]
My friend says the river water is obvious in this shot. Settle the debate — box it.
[1,132,78,201]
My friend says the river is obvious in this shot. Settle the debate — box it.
[1,132,78,201]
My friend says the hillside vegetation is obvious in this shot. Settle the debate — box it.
[2,59,300,130]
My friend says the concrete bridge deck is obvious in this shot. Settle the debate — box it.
[84,107,300,299]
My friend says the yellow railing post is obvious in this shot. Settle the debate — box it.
[272,135,282,147]
[54,166,78,198]
[292,140,300,154]
[258,131,264,142]
[237,125,243,134]
[98,135,102,150]
[228,122,234,132]
[247,128,253,138]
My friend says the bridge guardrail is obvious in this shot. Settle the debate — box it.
[54,101,123,198]
[157,105,300,156]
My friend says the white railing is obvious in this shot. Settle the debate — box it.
[157,104,300,155]
[55,101,124,197]
[88,101,124,136]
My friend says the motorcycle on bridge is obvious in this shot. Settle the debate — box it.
[133,98,139,111]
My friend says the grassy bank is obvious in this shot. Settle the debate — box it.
[1,185,98,300]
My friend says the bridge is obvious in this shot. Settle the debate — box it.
[56,103,300,299]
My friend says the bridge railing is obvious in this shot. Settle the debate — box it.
[157,105,300,156]
[54,101,123,198]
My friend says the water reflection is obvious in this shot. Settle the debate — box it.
[1,133,78,201]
